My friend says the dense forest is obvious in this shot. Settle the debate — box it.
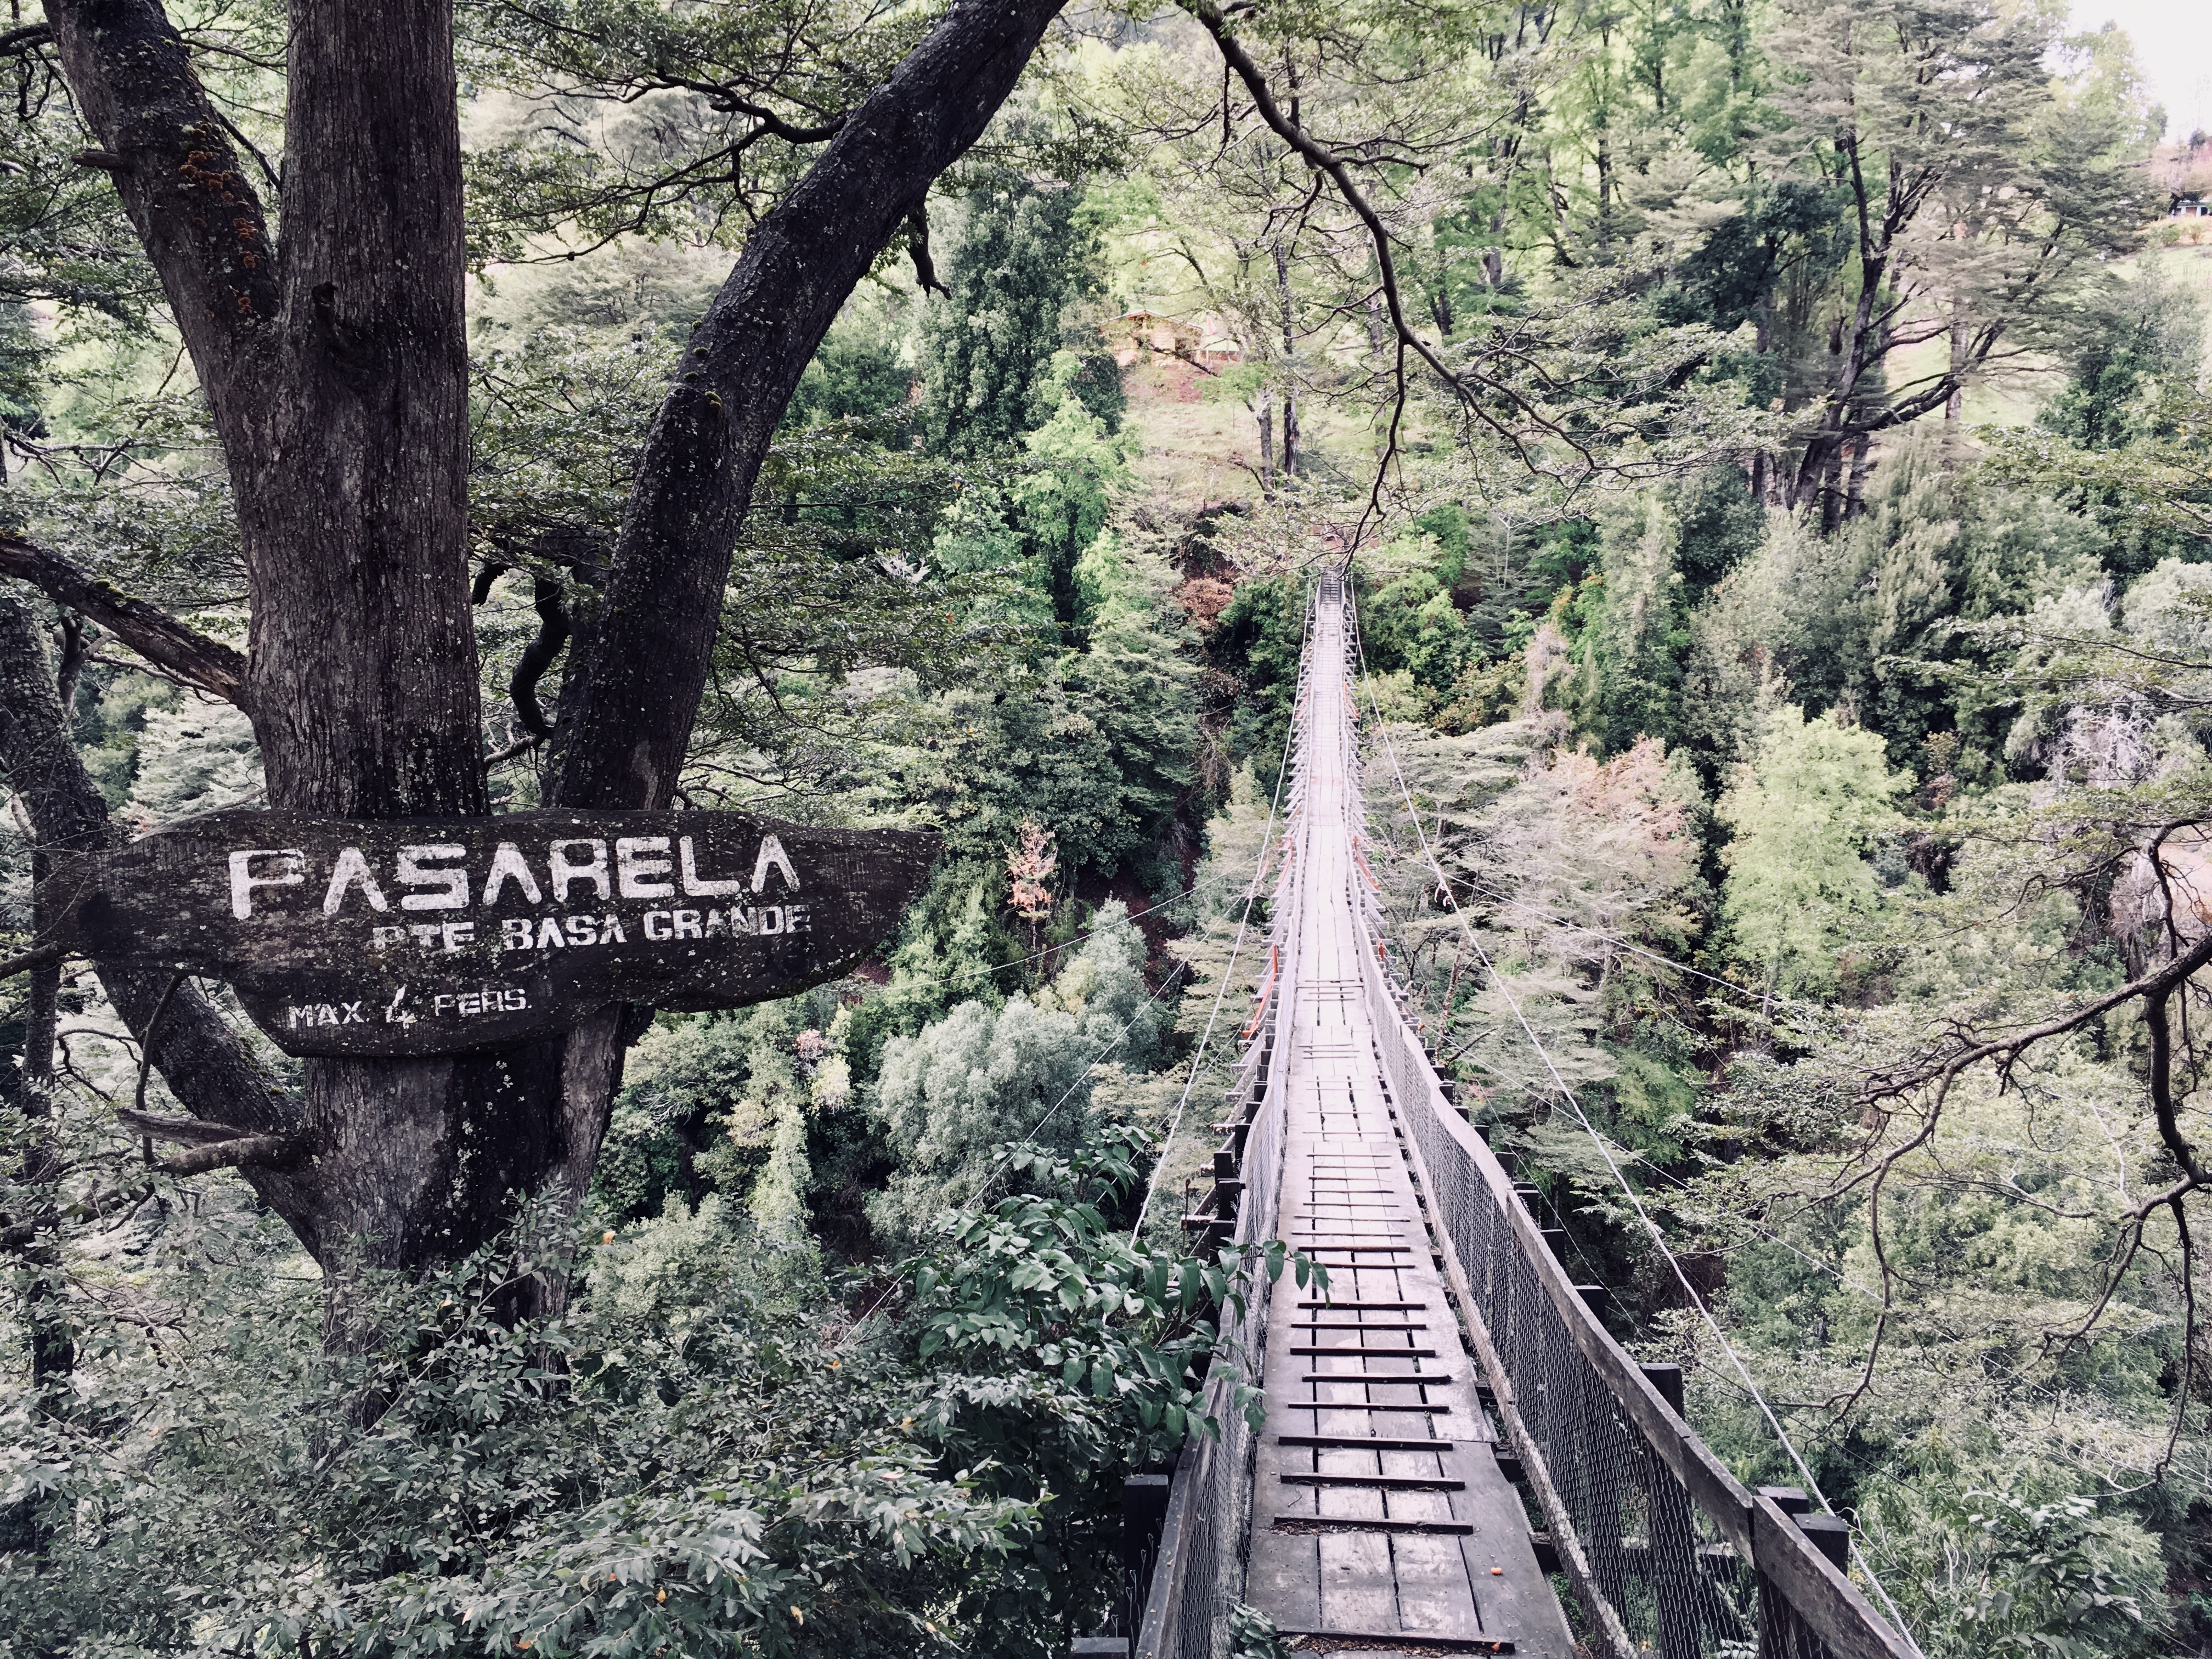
[2,0,2210,1654]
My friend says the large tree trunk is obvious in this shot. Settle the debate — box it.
[250,0,514,1300]
[20,0,1066,1318]
[51,0,533,1306]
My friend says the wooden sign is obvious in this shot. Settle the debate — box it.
[37,810,939,1057]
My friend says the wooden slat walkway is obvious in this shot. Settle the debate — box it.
[1242,595,1574,1658]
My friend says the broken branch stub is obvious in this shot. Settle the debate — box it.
[37,810,939,1057]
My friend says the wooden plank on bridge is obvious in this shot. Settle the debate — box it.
[1239,592,1575,1659]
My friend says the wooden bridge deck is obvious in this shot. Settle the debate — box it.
[1241,596,1575,1658]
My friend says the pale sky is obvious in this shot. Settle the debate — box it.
[2069,0,2212,143]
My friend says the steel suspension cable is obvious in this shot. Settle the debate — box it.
[1132,585,1313,1242]
[1340,570,1924,1654]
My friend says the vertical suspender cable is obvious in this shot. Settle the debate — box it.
[1341,565,1923,1655]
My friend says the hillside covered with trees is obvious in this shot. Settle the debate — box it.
[3,0,2211,1654]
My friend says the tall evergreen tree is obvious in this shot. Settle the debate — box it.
[919,184,1116,456]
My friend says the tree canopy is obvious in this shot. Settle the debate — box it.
[4,0,2212,1652]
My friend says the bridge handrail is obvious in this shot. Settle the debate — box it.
[1337,584,1915,1659]
[1132,584,1317,1659]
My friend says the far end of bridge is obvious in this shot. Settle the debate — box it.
[1093,567,1915,1659]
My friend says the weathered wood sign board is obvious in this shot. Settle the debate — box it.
[37,810,938,1057]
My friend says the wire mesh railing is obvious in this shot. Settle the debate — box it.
[1130,585,1315,1659]
[1334,578,1915,1659]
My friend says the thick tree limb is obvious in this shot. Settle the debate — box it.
[0,591,319,1246]
[526,4,1069,1311]
[111,1107,309,1172]
[552,0,1068,811]
[0,535,247,706]
[245,0,483,818]
[161,1132,305,1176]
[1,944,65,979]
[45,0,280,439]
[115,1106,255,1146]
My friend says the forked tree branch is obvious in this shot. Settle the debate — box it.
[1178,0,1581,538]
[1821,923,2212,1424]
[0,536,247,706]
[46,0,280,444]
[1861,926,2212,1169]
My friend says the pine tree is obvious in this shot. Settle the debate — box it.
[919,185,1113,456]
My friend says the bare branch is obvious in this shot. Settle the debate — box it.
[1864,928,2212,1125]
[1820,916,2212,1415]
[1176,0,1583,538]
[0,536,247,706]
[161,1132,306,1177]
[115,1107,259,1146]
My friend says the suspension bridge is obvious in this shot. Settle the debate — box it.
[1092,571,1916,1659]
